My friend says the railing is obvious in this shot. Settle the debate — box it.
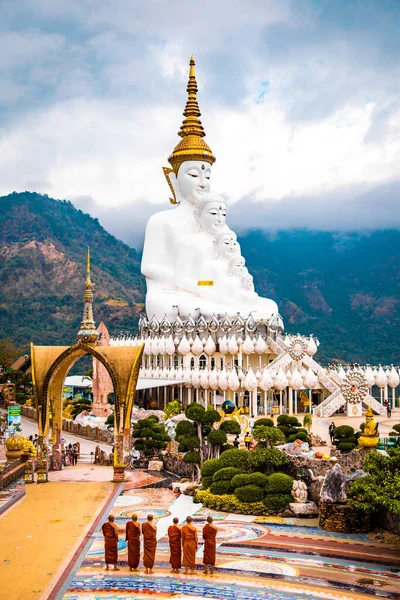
[0,457,25,489]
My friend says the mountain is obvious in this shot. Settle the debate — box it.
[0,191,399,364]
[0,191,145,346]
[239,230,400,364]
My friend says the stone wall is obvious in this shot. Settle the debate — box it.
[21,406,113,444]
[163,456,194,478]
[289,448,371,481]
[319,502,371,533]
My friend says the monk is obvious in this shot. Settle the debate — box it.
[141,514,157,574]
[125,513,141,572]
[203,515,218,575]
[181,515,198,575]
[168,517,182,573]
[102,514,119,571]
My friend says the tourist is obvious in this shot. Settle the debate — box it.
[181,515,198,575]
[72,443,78,465]
[102,515,120,571]
[249,414,255,434]
[126,514,141,572]
[328,422,336,444]
[168,517,182,573]
[233,436,240,449]
[203,515,218,575]
[29,434,33,442]
[387,403,392,418]
[33,434,39,447]
[142,514,157,574]
[244,431,252,450]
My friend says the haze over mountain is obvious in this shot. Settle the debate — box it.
[0,191,399,365]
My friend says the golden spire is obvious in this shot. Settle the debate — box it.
[77,247,99,344]
[167,56,215,175]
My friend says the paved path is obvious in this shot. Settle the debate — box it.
[58,471,400,600]
[0,480,115,600]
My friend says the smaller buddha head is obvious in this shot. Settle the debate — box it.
[229,256,246,278]
[214,231,240,260]
[241,272,254,291]
[194,192,227,235]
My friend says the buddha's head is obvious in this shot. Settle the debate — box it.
[229,256,246,277]
[215,231,240,260]
[194,192,227,235]
[241,272,254,291]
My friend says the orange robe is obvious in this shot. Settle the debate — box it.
[126,521,141,569]
[181,523,198,568]
[168,524,182,569]
[141,521,157,569]
[102,521,118,565]
[202,523,218,566]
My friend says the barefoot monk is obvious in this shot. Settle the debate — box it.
[102,515,120,571]
[168,517,182,573]
[203,515,218,575]
[126,514,141,572]
[181,515,198,575]
[142,514,157,574]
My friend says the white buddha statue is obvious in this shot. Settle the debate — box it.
[141,57,279,324]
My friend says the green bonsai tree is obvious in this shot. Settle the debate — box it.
[303,413,312,434]
[184,403,222,463]
[132,416,171,458]
[219,420,241,435]
[332,425,356,451]
[248,447,289,474]
[253,425,285,448]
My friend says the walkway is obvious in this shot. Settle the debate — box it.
[0,479,115,600]
[58,472,400,600]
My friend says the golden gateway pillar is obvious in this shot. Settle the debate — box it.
[30,250,143,481]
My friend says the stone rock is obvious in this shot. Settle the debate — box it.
[289,502,318,516]
[320,463,348,503]
[281,508,295,518]
[291,479,308,503]
[148,460,163,472]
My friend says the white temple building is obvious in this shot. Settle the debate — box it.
[94,57,398,420]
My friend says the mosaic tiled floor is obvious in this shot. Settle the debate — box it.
[60,471,400,600]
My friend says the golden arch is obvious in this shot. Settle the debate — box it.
[30,341,144,480]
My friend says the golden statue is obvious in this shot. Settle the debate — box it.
[358,406,379,448]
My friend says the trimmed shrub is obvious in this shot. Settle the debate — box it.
[389,431,400,436]
[201,476,213,489]
[178,436,200,452]
[263,494,292,511]
[338,441,356,451]
[210,480,233,495]
[248,447,289,473]
[287,431,309,443]
[201,459,221,477]
[392,424,400,433]
[183,451,201,464]
[203,408,222,425]
[148,415,159,422]
[249,472,269,487]
[234,484,264,503]
[220,420,241,435]
[175,420,196,439]
[286,416,301,427]
[277,425,292,435]
[213,467,242,482]
[195,489,265,515]
[254,418,274,428]
[266,473,294,494]
[333,425,355,439]
[220,443,234,453]
[277,415,289,425]
[253,425,285,447]
[219,448,249,471]
[207,429,228,446]
[231,473,252,488]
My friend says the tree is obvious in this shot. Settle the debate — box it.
[132,417,171,458]
[164,399,183,419]
[184,403,221,463]
[105,412,114,429]
[332,425,357,451]
[207,429,228,458]
[248,447,289,474]
[219,420,241,435]
[253,425,285,448]
[0,338,24,370]
[303,413,312,434]
[347,448,400,515]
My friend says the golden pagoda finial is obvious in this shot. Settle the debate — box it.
[167,56,215,176]
[77,248,99,344]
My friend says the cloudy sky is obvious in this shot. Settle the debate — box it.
[1,0,399,247]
